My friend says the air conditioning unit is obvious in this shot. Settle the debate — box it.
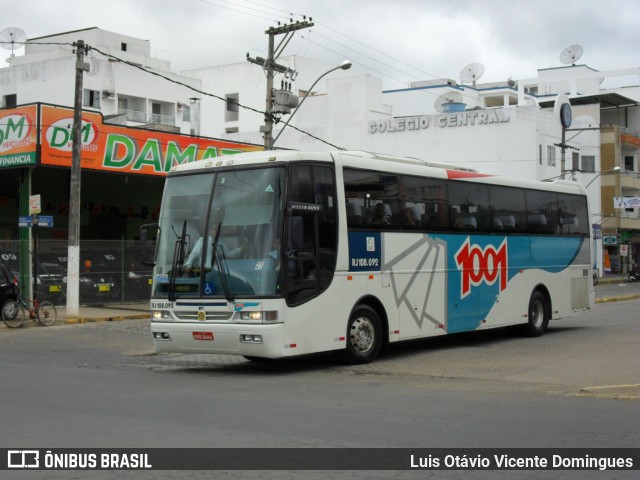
[101,90,115,99]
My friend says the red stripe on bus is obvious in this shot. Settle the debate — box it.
[446,170,493,179]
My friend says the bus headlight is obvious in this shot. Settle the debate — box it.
[240,334,263,343]
[152,310,172,321]
[239,311,278,323]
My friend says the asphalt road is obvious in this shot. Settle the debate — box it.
[0,299,638,480]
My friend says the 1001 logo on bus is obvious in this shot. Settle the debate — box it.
[454,238,508,298]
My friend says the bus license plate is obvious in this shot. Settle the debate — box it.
[49,285,61,292]
[98,284,110,292]
[193,331,214,341]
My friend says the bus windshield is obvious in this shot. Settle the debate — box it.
[153,167,284,299]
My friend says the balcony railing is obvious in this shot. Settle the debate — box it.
[149,113,175,126]
[118,108,146,123]
[117,109,176,126]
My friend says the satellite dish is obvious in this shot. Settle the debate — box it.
[559,44,583,65]
[460,62,485,87]
[0,27,27,57]
[434,92,464,113]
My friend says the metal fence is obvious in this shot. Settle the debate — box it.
[0,239,155,306]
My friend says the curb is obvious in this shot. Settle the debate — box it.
[63,313,150,324]
[595,294,640,304]
[578,384,640,401]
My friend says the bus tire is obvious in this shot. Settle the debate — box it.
[523,290,549,337]
[340,305,383,365]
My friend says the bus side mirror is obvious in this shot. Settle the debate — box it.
[140,223,158,267]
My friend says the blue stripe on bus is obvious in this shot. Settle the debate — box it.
[432,234,584,333]
[348,231,584,333]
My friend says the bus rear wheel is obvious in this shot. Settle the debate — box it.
[340,305,382,365]
[523,290,549,337]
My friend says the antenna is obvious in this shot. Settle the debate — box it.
[460,62,485,87]
[0,27,27,57]
[434,92,464,113]
[559,44,583,65]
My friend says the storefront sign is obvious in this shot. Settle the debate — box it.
[0,105,38,168]
[369,109,510,134]
[40,105,262,176]
[602,235,617,246]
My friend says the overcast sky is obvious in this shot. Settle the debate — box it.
[1,0,639,89]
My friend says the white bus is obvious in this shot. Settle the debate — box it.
[143,150,594,364]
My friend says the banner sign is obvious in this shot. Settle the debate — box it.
[614,197,640,209]
[0,105,38,168]
[39,105,262,176]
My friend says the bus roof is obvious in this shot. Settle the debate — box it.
[169,150,586,196]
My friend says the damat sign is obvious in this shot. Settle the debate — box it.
[0,104,261,174]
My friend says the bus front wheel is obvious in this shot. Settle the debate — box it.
[523,290,549,337]
[340,305,383,365]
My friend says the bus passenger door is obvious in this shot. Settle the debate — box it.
[285,164,337,306]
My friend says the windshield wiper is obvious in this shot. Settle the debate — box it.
[168,220,188,302]
[212,242,234,303]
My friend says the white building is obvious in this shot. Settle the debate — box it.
[1,27,201,133]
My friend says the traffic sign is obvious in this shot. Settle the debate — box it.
[37,215,54,227]
[18,215,54,228]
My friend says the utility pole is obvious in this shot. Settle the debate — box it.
[555,126,600,180]
[66,40,89,319]
[247,19,313,150]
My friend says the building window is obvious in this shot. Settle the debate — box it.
[83,89,100,108]
[225,93,239,122]
[121,43,127,52]
[181,106,190,122]
[572,152,580,171]
[547,146,556,166]
[2,94,17,108]
[624,155,634,171]
[151,103,162,123]
[539,144,542,165]
[225,127,239,134]
[581,155,595,173]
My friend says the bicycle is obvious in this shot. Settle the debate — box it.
[1,289,57,328]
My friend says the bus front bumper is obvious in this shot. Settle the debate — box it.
[150,321,286,358]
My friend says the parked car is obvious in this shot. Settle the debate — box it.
[0,253,65,305]
[35,262,66,305]
[0,263,19,322]
[76,253,120,304]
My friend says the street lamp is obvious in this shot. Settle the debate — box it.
[271,59,352,148]
[585,166,620,188]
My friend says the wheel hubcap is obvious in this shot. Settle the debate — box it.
[350,316,374,353]
[3,302,18,320]
[531,300,544,328]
